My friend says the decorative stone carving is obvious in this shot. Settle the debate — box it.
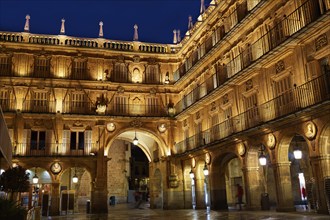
[245,79,253,91]
[117,86,125,93]
[133,55,140,63]
[211,101,217,111]
[96,104,106,115]
[183,119,187,127]
[158,124,166,133]
[106,122,116,132]
[305,121,317,140]
[237,143,246,156]
[222,94,229,105]
[205,152,211,164]
[315,34,328,51]
[196,111,200,120]
[275,60,285,74]
[130,119,142,128]
[191,157,196,168]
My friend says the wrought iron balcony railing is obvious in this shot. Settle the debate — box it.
[13,143,98,157]
[174,0,325,114]
[175,73,330,154]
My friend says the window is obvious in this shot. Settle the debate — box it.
[72,59,87,79]
[146,97,159,114]
[0,56,12,76]
[70,131,84,150]
[0,90,10,111]
[30,130,46,150]
[145,65,159,84]
[34,57,50,77]
[70,93,86,113]
[273,76,293,106]
[115,96,128,114]
[31,91,49,112]
[113,63,128,82]
[243,93,259,128]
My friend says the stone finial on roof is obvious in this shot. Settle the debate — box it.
[99,21,104,38]
[24,15,30,32]
[173,30,177,44]
[200,0,205,14]
[177,30,181,43]
[188,16,193,30]
[133,24,138,41]
[60,18,65,35]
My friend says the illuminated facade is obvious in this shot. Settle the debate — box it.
[0,0,329,215]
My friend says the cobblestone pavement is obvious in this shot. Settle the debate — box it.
[42,203,329,220]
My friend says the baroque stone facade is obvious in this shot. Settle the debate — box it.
[0,0,330,216]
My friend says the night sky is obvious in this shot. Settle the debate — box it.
[0,0,212,44]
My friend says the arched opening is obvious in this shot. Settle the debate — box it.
[211,153,244,210]
[289,134,313,211]
[22,168,52,215]
[60,167,91,214]
[106,128,166,208]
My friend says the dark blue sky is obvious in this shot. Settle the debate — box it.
[0,0,211,44]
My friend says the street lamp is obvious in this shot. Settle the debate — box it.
[32,167,39,184]
[133,131,139,145]
[203,162,211,214]
[189,169,196,210]
[72,168,78,183]
[293,135,302,159]
[259,145,267,166]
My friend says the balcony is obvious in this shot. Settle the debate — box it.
[22,100,56,113]
[175,73,330,154]
[174,0,325,114]
[12,143,98,157]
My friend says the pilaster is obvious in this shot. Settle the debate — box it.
[49,182,60,216]
[242,166,262,210]
[310,156,330,214]
[273,162,296,212]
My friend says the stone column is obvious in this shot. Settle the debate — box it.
[310,156,330,214]
[91,125,108,213]
[273,162,296,212]
[49,182,60,216]
[242,167,262,210]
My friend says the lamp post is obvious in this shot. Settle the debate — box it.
[72,167,78,183]
[32,167,39,184]
[189,169,196,210]
[203,162,211,214]
[259,145,270,210]
[133,131,139,145]
[293,135,302,159]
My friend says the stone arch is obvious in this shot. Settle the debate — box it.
[105,127,167,161]
[319,122,330,156]
[210,151,241,210]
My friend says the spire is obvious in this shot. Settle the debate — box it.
[133,24,138,41]
[99,21,104,38]
[173,30,177,44]
[200,0,205,14]
[188,16,193,30]
[24,14,30,32]
[60,18,65,35]
[177,30,181,43]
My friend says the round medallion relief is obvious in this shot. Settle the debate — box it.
[238,143,246,156]
[267,133,276,149]
[305,122,317,140]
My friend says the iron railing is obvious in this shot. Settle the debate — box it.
[175,73,330,154]
[174,0,325,114]
[13,143,98,157]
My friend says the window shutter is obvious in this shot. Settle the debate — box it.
[62,130,70,154]
[85,130,92,155]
